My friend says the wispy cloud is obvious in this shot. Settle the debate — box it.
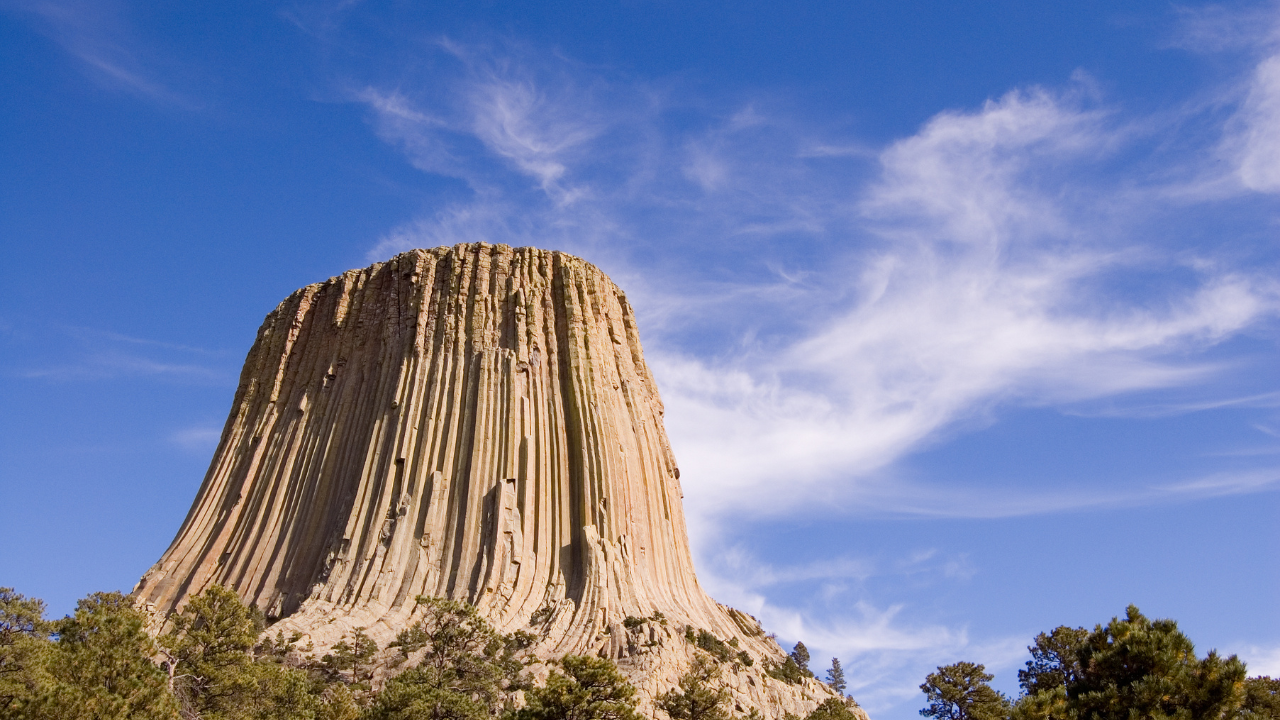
[4,324,229,383]
[698,546,1025,713]
[8,0,192,105]
[346,38,1280,524]
[170,425,223,452]
[1231,643,1280,677]
[1171,3,1280,194]
[1168,2,1280,54]
[1065,390,1280,418]
[1231,52,1280,192]
[16,353,224,381]
[661,87,1279,519]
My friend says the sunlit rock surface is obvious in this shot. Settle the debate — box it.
[136,243,863,718]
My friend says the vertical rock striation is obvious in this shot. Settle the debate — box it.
[136,243,856,717]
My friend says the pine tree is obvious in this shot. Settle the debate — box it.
[658,655,732,720]
[0,587,51,715]
[161,584,261,716]
[919,662,1009,720]
[161,584,330,720]
[1017,626,1086,697]
[805,697,861,720]
[791,642,812,675]
[826,657,847,696]
[323,627,379,688]
[37,591,179,720]
[365,595,526,720]
[1068,605,1246,720]
[512,655,639,720]
[1239,676,1280,719]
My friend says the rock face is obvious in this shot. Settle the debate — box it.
[135,243,862,718]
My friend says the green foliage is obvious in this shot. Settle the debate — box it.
[366,596,525,720]
[159,584,363,720]
[256,629,313,663]
[324,627,379,688]
[1009,685,1065,720]
[161,584,262,717]
[621,612,665,631]
[1017,626,1086,697]
[918,662,1009,720]
[737,651,754,668]
[1239,676,1280,719]
[37,591,179,720]
[510,655,639,720]
[1069,605,1246,720]
[766,657,809,685]
[805,697,860,720]
[318,683,362,720]
[934,605,1269,720]
[791,642,812,675]
[0,587,51,715]
[686,628,735,664]
[826,658,847,696]
[658,655,731,720]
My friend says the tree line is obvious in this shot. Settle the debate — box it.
[919,605,1279,720]
[0,586,861,720]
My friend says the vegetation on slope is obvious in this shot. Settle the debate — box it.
[918,604,1278,720]
[0,585,862,720]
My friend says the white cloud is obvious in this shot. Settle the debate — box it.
[661,89,1279,520]
[325,29,1280,719]
[354,43,609,206]
[863,88,1101,245]
[10,0,190,105]
[1234,643,1280,677]
[464,75,598,202]
[1175,4,1280,194]
[8,326,228,382]
[1235,53,1280,192]
[170,425,222,452]
[366,203,523,262]
[352,42,1280,525]
[697,547,1026,714]
[1169,3,1280,54]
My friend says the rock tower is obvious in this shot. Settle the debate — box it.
[136,244,857,717]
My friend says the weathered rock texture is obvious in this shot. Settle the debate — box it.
[135,243,862,718]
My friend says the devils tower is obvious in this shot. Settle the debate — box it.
[135,243,855,717]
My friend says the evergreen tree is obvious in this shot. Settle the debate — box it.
[511,655,639,720]
[1017,626,1086,697]
[36,591,178,720]
[1068,605,1245,720]
[0,587,50,715]
[323,627,379,689]
[1009,685,1065,720]
[1239,676,1280,719]
[918,662,1009,720]
[826,658,847,696]
[805,697,860,720]
[365,596,525,720]
[161,584,261,717]
[791,642,812,676]
[659,655,731,720]
[161,584,335,720]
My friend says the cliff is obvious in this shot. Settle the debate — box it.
[135,243,860,718]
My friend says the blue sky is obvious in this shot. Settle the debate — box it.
[1,1,1278,717]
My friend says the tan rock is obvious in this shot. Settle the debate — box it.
[134,243,866,719]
